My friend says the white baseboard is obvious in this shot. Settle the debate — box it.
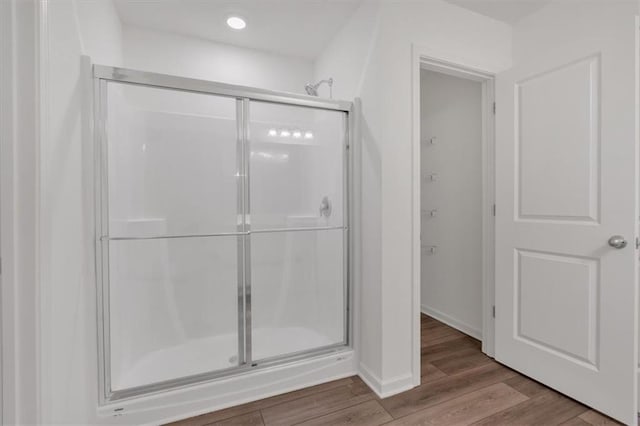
[358,363,415,399]
[421,304,482,340]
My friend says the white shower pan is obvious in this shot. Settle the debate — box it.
[112,327,335,392]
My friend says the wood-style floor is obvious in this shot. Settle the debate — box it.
[169,315,621,426]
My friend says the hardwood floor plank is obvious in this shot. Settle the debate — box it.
[384,383,528,426]
[430,348,493,376]
[295,400,393,426]
[421,333,469,348]
[421,326,465,345]
[421,336,480,360]
[502,375,548,398]
[260,382,375,425]
[167,378,355,426]
[471,388,589,426]
[206,411,264,426]
[380,362,518,418]
[561,417,592,426]
[420,362,447,383]
[349,375,376,397]
[578,410,623,425]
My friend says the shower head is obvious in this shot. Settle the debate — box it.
[305,78,334,98]
[305,84,319,96]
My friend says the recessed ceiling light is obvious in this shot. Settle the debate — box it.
[227,16,246,30]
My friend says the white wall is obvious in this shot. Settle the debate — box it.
[313,1,381,99]
[122,26,313,95]
[420,69,483,339]
[313,2,384,386]
[41,0,123,422]
[315,0,511,395]
[75,0,123,66]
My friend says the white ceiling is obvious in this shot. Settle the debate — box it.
[113,0,363,60]
[444,0,551,24]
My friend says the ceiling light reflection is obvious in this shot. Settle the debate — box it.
[251,151,290,163]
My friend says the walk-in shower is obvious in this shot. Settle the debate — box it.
[94,66,352,402]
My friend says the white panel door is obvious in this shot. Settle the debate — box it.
[495,3,638,424]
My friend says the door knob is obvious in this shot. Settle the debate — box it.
[608,235,627,249]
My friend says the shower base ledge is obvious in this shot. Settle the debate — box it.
[97,347,355,426]
[112,326,337,392]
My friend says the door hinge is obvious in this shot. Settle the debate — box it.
[492,204,496,216]
[492,305,496,318]
[493,102,496,114]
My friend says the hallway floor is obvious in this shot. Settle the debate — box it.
[169,315,620,426]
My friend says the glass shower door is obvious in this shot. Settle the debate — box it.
[96,64,351,402]
[248,101,347,361]
[101,81,243,395]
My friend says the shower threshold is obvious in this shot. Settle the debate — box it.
[111,326,338,395]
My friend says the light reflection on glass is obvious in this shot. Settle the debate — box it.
[251,151,290,163]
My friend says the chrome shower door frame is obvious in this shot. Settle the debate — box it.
[93,65,353,404]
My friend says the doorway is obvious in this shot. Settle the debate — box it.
[417,59,496,359]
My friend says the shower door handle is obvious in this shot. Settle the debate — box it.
[319,196,332,218]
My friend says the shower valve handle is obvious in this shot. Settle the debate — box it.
[319,196,332,218]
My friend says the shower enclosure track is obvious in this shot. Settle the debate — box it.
[93,64,354,404]
[100,226,348,241]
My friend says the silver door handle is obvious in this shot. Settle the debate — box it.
[608,235,627,249]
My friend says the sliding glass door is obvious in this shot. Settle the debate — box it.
[95,67,350,402]
[249,102,347,361]
[101,82,242,396]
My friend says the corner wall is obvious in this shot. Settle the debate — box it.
[315,0,512,395]
[40,0,123,422]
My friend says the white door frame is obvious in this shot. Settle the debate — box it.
[411,45,496,384]
[0,2,16,423]
[0,0,42,423]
